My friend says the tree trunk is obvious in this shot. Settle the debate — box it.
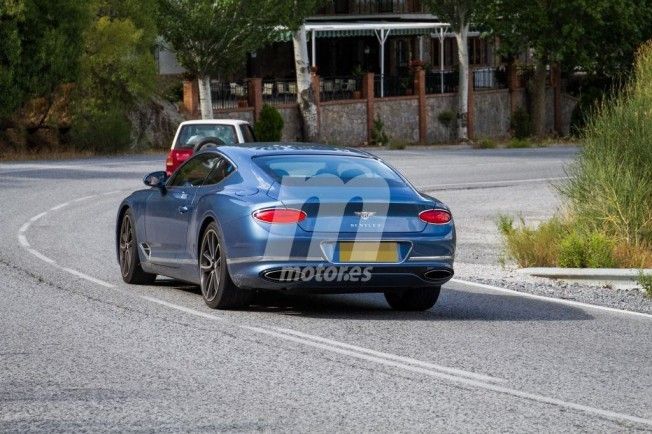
[530,59,548,137]
[292,26,319,142]
[454,23,470,142]
[197,76,213,120]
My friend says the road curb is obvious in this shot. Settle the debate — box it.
[519,267,651,289]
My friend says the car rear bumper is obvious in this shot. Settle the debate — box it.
[227,257,454,292]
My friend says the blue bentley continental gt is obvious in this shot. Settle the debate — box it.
[116,144,455,310]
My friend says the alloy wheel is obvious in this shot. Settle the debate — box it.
[119,215,133,277]
[200,229,221,302]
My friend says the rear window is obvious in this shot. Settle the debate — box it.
[253,155,406,187]
[175,124,238,148]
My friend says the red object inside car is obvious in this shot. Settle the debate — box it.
[165,149,193,176]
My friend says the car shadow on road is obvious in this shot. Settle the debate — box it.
[247,289,593,322]
[158,279,593,322]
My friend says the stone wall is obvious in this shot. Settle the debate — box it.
[375,97,420,144]
[425,93,456,143]
[211,88,578,146]
[213,108,254,124]
[320,101,367,146]
[473,89,512,139]
[277,106,303,142]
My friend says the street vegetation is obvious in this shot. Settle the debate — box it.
[499,42,652,270]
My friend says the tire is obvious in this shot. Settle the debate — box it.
[193,137,225,154]
[384,286,441,311]
[199,222,252,309]
[119,210,157,284]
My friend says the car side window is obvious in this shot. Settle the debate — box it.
[168,154,222,187]
[203,158,235,186]
[241,124,256,143]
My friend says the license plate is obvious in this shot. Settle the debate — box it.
[338,242,399,263]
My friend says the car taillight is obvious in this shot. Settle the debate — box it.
[253,208,307,224]
[419,209,451,224]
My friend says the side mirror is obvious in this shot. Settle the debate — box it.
[143,171,167,191]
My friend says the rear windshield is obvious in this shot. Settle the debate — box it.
[253,155,406,187]
[175,124,238,148]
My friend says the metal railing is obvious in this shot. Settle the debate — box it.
[473,67,507,90]
[262,79,297,105]
[374,75,415,98]
[319,76,362,101]
[425,71,457,94]
[210,80,249,109]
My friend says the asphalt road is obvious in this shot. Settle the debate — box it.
[1,147,651,432]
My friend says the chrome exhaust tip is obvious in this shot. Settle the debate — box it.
[424,269,453,281]
[263,269,302,282]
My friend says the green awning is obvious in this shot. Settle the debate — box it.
[270,22,448,43]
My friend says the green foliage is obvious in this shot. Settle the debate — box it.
[499,215,618,268]
[157,0,295,77]
[475,138,496,149]
[370,116,389,146]
[388,141,407,150]
[69,105,132,153]
[638,272,652,298]
[511,107,532,139]
[77,16,156,109]
[507,138,531,149]
[478,0,652,81]
[0,0,90,120]
[559,41,652,250]
[95,0,158,47]
[497,215,568,267]
[437,110,456,128]
[422,0,475,29]
[559,232,616,268]
[254,104,284,142]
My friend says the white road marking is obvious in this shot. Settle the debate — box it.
[451,278,652,320]
[269,326,504,383]
[29,212,47,222]
[14,196,652,427]
[72,195,96,203]
[27,248,55,264]
[18,234,29,248]
[50,202,70,211]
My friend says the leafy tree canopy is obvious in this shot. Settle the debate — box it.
[157,0,328,78]
[0,0,90,119]
[478,0,652,78]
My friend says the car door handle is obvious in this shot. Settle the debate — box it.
[178,205,190,214]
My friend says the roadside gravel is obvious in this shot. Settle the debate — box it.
[454,262,652,315]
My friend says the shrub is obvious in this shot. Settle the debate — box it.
[474,138,496,149]
[437,110,456,128]
[507,138,530,148]
[638,272,652,298]
[388,140,407,150]
[558,41,652,250]
[511,107,532,139]
[370,116,389,146]
[498,215,568,267]
[254,104,284,141]
[558,232,585,268]
[70,105,132,153]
